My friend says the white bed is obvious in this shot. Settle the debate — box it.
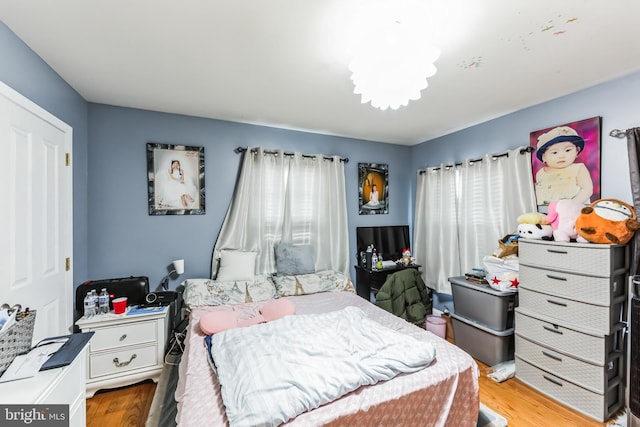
[175,272,479,426]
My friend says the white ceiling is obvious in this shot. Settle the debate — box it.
[2,0,640,145]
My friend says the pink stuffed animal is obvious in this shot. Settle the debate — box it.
[546,199,588,242]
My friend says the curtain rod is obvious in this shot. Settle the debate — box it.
[419,146,533,174]
[609,128,628,138]
[235,146,349,163]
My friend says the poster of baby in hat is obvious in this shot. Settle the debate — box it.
[530,116,601,206]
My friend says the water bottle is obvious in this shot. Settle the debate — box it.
[377,253,383,270]
[98,288,110,314]
[83,292,96,318]
[91,289,99,313]
[365,245,373,270]
[372,249,378,270]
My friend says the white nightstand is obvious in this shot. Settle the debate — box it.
[75,306,170,397]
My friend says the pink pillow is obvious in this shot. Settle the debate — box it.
[260,299,296,322]
[199,299,296,335]
[200,311,238,335]
[237,315,266,328]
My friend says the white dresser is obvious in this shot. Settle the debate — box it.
[0,342,89,427]
[516,239,628,422]
[75,306,169,397]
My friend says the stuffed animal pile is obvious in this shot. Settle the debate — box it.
[514,198,639,245]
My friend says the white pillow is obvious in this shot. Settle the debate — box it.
[216,250,257,281]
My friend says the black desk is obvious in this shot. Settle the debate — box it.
[354,264,421,299]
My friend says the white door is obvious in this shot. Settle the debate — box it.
[0,81,73,344]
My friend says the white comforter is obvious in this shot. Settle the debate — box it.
[208,306,436,427]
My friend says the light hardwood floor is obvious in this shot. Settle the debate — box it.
[86,381,156,427]
[86,356,621,427]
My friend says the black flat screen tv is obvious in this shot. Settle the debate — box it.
[356,225,411,264]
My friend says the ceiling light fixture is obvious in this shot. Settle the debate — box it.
[349,17,440,111]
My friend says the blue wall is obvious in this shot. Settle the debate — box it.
[2,21,412,291]
[4,19,640,304]
[410,71,640,311]
[0,21,90,284]
[409,72,638,203]
[87,104,413,288]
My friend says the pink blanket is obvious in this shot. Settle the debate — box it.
[176,291,479,426]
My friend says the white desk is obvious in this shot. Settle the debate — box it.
[0,342,89,427]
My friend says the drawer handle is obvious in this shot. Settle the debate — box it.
[119,334,127,341]
[546,249,568,255]
[546,299,567,307]
[542,351,563,362]
[543,325,563,335]
[546,274,567,281]
[113,354,137,368]
[543,374,564,387]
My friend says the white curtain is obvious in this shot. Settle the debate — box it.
[212,148,349,277]
[414,147,536,294]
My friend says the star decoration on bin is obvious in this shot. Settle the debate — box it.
[491,276,500,285]
[510,277,519,287]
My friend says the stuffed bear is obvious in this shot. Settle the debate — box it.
[516,212,552,239]
[575,199,640,244]
[547,199,588,242]
[517,223,553,240]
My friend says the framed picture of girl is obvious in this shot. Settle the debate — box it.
[358,163,388,215]
[530,116,601,208]
[147,143,205,215]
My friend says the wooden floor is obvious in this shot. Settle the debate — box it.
[475,359,620,427]
[86,358,621,427]
[86,381,156,427]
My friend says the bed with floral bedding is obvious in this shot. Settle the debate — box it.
[175,265,480,426]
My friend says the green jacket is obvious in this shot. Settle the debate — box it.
[374,269,432,325]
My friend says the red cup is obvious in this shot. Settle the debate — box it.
[112,297,128,314]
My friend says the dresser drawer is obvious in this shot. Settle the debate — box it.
[518,288,623,335]
[515,310,619,365]
[90,344,158,378]
[38,347,86,404]
[515,334,622,394]
[90,320,157,352]
[518,240,628,277]
[515,357,623,422]
[519,265,626,306]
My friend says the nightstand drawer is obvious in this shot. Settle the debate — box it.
[90,344,158,378]
[518,240,628,276]
[515,334,622,394]
[90,320,157,351]
[518,288,623,335]
[519,265,626,306]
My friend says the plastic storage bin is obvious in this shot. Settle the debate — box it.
[449,276,518,331]
[451,312,515,366]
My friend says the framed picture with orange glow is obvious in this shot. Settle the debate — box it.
[530,116,601,208]
[358,163,388,215]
